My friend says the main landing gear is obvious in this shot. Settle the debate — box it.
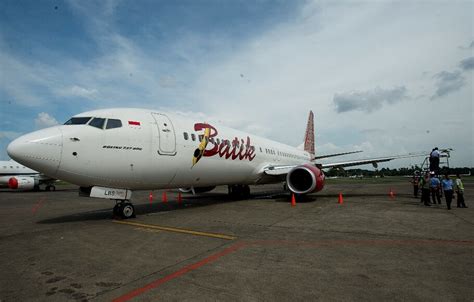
[228,185,251,199]
[45,185,56,191]
[113,200,136,219]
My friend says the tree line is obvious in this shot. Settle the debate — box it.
[325,166,473,177]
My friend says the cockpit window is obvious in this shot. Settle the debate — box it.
[89,118,106,129]
[64,117,92,125]
[106,119,122,129]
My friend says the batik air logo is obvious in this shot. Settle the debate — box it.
[192,123,256,167]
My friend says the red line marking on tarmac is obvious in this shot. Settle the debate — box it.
[112,242,246,302]
[112,238,473,301]
[32,197,46,214]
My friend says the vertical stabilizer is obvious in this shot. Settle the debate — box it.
[304,110,315,156]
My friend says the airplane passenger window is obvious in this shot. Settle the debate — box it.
[64,117,92,125]
[89,118,106,129]
[216,138,220,144]
[183,132,189,140]
[191,133,196,141]
[106,119,122,129]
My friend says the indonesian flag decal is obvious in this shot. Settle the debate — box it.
[128,120,141,126]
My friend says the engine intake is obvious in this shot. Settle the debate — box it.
[286,164,325,194]
[8,176,37,190]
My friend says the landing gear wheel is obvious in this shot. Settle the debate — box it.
[45,185,56,191]
[121,203,135,219]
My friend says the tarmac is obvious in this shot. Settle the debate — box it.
[0,178,473,301]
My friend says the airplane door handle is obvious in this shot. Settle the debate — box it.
[162,129,170,132]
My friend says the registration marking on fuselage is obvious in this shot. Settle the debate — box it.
[113,220,236,240]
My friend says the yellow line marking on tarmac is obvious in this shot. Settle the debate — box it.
[113,220,237,240]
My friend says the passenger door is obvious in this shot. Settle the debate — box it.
[151,113,176,155]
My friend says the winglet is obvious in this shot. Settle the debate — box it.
[304,110,315,156]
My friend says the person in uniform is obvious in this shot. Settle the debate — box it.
[411,171,420,198]
[419,172,431,206]
[430,173,442,204]
[455,174,468,208]
[441,173,454,210]
[430,147,440,174]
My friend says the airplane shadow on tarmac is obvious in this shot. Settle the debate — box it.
[36,192,277,224]
[36,191,409,224]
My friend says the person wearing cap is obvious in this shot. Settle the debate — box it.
[455,174,468,208]
[441,173,454,210]
[430,173,442,204]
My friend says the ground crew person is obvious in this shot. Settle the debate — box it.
[441,173,454,210]
[455,174,468,208]
[430,147,440,173]
[419,172,431,206]
[430,173,442,204]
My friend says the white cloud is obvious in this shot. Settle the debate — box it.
[35,112,59,129]
[0,1,472,167]
[333,86,408,113]
[55,85,98,100]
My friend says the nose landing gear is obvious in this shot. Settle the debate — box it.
[228,185,251,199]
[113,200,136,219]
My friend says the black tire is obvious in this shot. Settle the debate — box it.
[121,203,135,219]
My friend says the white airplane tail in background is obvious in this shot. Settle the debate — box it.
[304,110,315,156]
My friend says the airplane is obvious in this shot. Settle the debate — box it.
[0,159,57,191]
[7,108,422,218]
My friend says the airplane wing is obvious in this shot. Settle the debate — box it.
[263,152,426,177]
[321,152,427,169]
[312,150,362,160]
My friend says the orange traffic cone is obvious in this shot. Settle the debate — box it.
[338,192,344,204]
[177,192,182,205]
[291,194,296,207]
[162,191,168,203]
[389,188,395,199]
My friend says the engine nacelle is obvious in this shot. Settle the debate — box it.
[286,164,325,194]
[178,186,216,194]
[8,176,37,190]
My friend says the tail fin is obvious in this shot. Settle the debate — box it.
[304,110,315,156]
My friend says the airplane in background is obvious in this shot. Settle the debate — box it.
[0,160,57,191]
[7,108,422,218]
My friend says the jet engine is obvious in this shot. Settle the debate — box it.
[178,186,216,194]
[8,176,37,190]
[286,164,325,194]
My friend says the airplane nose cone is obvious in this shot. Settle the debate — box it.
[7,127,63,176]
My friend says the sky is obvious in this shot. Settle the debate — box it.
[0,0,472,169]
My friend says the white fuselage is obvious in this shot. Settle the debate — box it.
[0,160,39,187]
[7,108,311,190]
